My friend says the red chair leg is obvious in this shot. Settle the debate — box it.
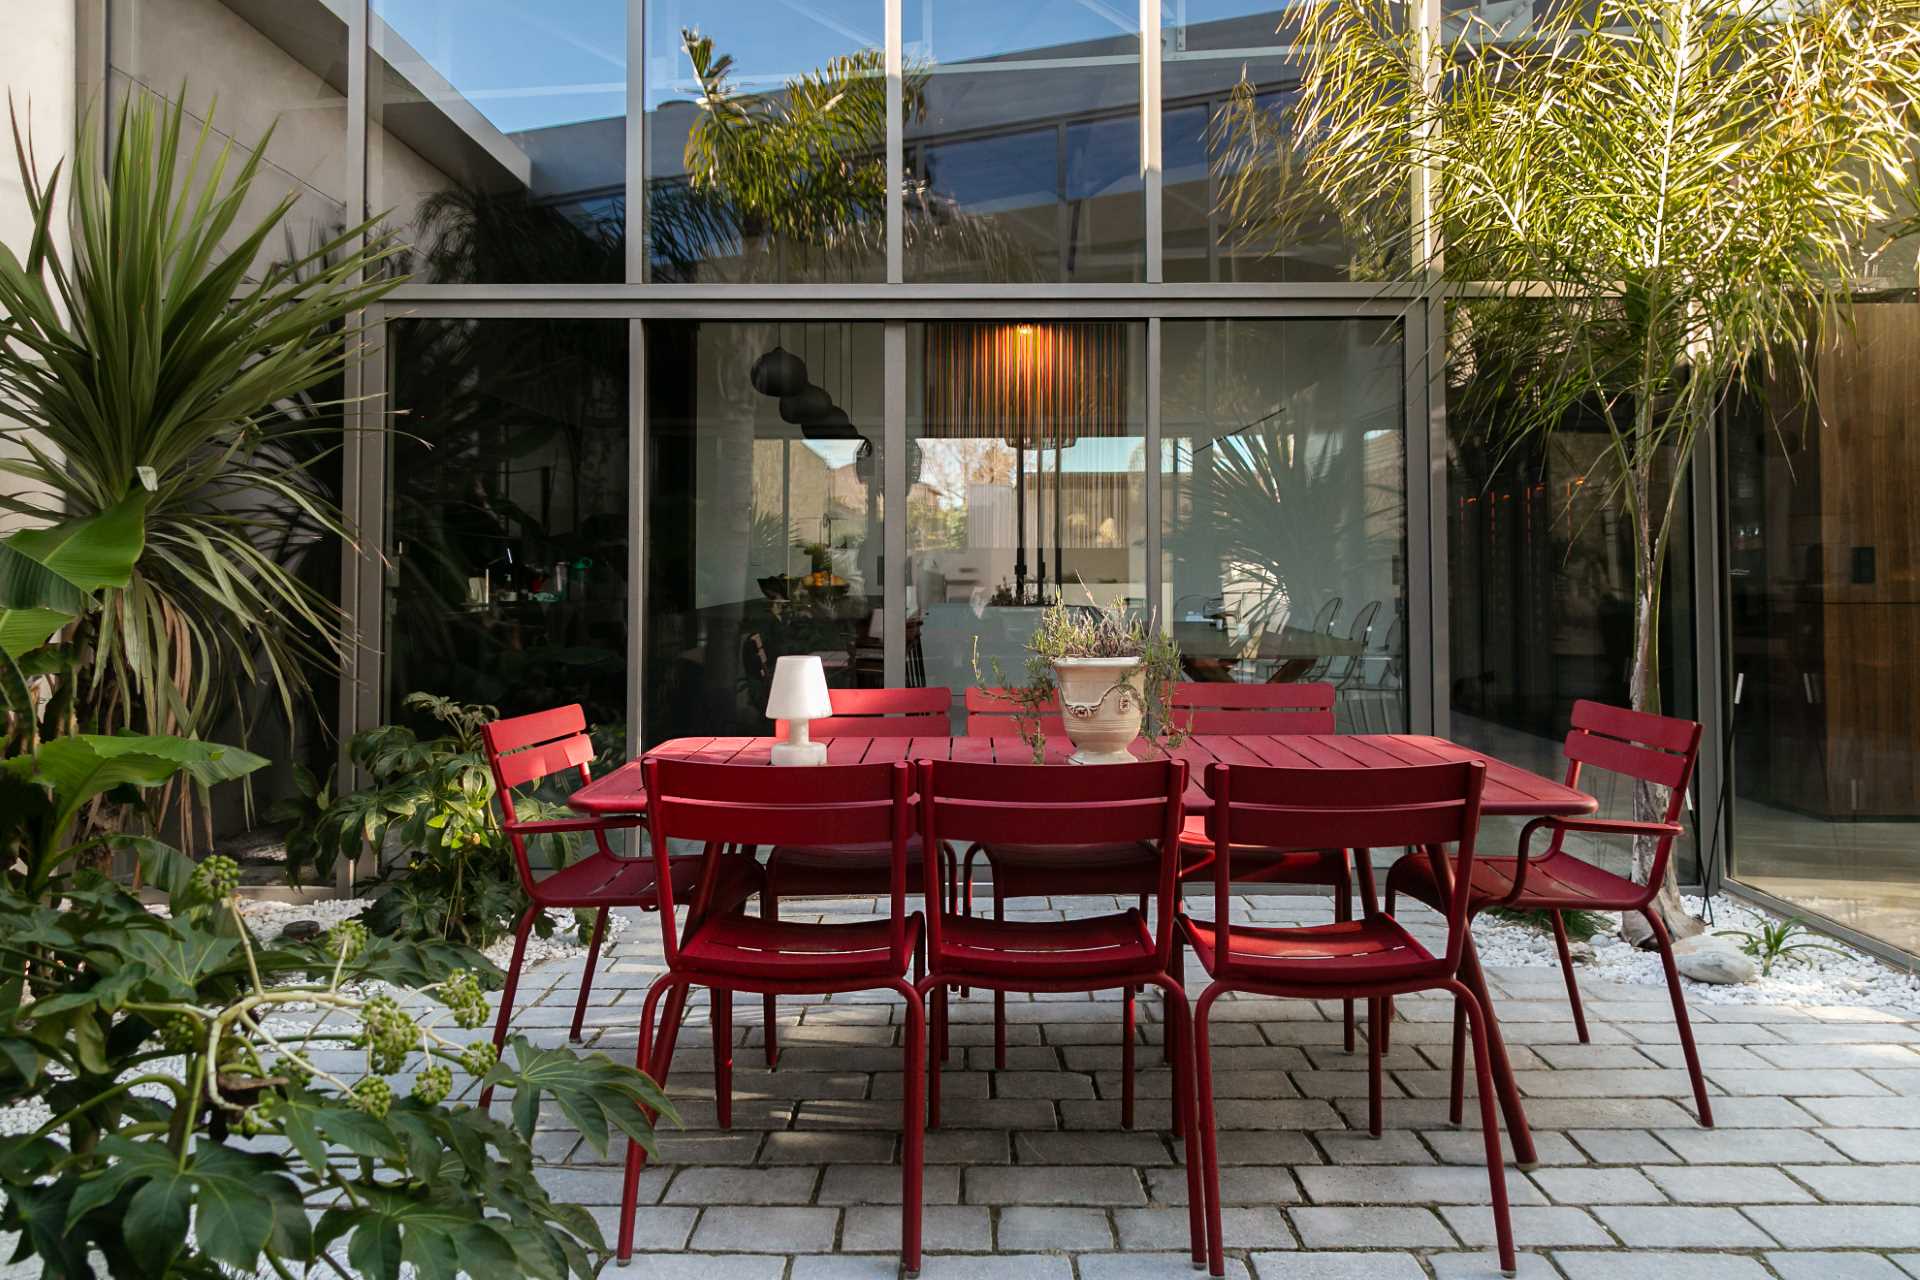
[1449,994,1468,1126]
[1643,907,1714,1127]
[960,846,980,998]
[713,986,733,1130]
[1447,979,1517,1277]
[479,904,539,1110]
[762,890,781,1069]
[619,976,685,1264]
[1164,931,1186,1067]
[1151,972,1205,1272]
[893,979,927,1277]
[1549,910,1591,1044]
[1121,986,1136,1130]
[1368,996,1385,1136]
[571,906,610,1044]
[992,890,1008,1069]
[917,976,945,1130]
[1193,984,1227,1279]
[1336,870,1356,1053]
[1459,934,1538,1167]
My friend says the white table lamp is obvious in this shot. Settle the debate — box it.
[767,654,832,765]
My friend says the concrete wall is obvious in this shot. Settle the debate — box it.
[0,0,75,532]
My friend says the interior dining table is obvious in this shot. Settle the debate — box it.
[569,731,1598,1168]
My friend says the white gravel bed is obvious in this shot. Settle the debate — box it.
[1472,893,1920,1015]
[230,896,627,972]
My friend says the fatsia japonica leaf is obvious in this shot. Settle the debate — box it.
[487,1036,676,1156]
[64,1137,309,1274]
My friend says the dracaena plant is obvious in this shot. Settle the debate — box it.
[0,86,405,843]
[1216,0,1920,936]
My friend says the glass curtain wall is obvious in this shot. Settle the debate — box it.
[1446,305,1701,877]
[385,319,631,731]
[903,2,1145,281]
[1161,319,1408,729]
[1162,2,1395,281]
[1724,304,1920,954]
[370,0,628,283]
[127,0,1920,946]
[643,0,886,282]
[645,322,887,743]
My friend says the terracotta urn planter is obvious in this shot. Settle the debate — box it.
[1053,656,1145,764]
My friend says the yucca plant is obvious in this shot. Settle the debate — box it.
[1218,0,1920,936]
[0,88,405,842]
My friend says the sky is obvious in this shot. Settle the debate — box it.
[374,0,1295,133]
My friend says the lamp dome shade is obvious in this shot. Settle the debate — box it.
[779,384,833,425]
[751,347,808,398]
[765,654,833,721]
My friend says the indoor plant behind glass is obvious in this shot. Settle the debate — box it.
[975,596,1186,764]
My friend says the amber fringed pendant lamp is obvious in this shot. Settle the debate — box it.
[921,322,1128,602]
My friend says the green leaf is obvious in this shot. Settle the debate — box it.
[30,733,267,834]
[0,607,72,660]
[3,489,149,592]
[491,1036,676,1157]
[186,1143,310,1271]
[0,544,84,614]
[117,922,238,999]
[121,1163,192,1268]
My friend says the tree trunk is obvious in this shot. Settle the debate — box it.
[1622,480,1704,946]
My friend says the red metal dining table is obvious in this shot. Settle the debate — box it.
[568,732,1595,1167]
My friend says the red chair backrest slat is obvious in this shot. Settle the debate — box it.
[1204,760,1485,978]
[1171,681,1336,735]
[492,734,595,790]
[917,757,1187,968]
[480,704,602,890]
[483,704,587,755]
[964,687,1067,738]
[1562,699,1700,797]
[773,686,952,740]
[644,757,916,969]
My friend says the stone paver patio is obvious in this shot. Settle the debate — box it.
[488,892,1920,1280]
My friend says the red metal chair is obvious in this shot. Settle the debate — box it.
[1384,700,1712,1127]
[914,757,1206,1268]
[1170,682,1364,1050]
[761,687,957,1067]
[962,685,1067,739]
[960,686,1158,1068]
[477,706,762,1109]
[617,758,926,1273]
[1183,760,1516,1278]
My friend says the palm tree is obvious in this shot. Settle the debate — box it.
[1216,0,1920,934]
